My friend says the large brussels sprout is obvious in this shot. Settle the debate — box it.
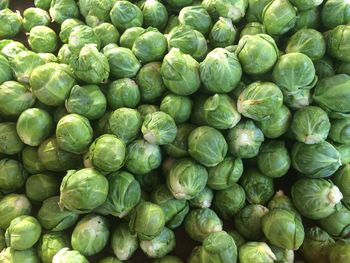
[59,168,109,213]
[52,248,88,263]
[184,208,223,242]
[78,0,115,27]
[329,118,350,144]
[96,171,141,218]
[25,173,60,202]
[71,214,110,256]
[321,0,350,29]
[188,126,228,167]
[329,239,350,263]
[59,18,85,43]
[328,25,350,63]
[209,17,236,48]
[37,196,79,231]
[49,0,79,24]
[160,94,192,124]
[189,187,213,209]
[28,26,58,53]
[129,201,166,240]
[107,78,140,109]
[178,6,211,35]
[0,193,31,229]
[37,232,70,263]
[291,178,343,219]
[236,34,278,74]
[111,222,139,260]
[200,48,242,94]
[166,158,208,200]
[0,158,28,192]
[0,9,22,38]
[239,242,276,263]
[140,227,176,258]
[240,22,266,38]
[202,0,248,22]
[333,164,350,206]
[140,0,168,30]
[0,55,12,85]
[22,7,50,32]
[0,247,40,263]
[291,141,341,178]
[110,1,143,31]
[0,122,24,155]
[319,205,350,237]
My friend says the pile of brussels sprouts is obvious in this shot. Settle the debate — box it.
[1,0,350,262]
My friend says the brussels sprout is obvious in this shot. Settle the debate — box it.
[129,201,166,240]
[140,0,168,30]
[161,48,200,96]
[119,27,144,49]
[68,25,101,50]
[184,208,223,242]
[227,231,245,249]
[0,247,40,263]
[59,168,109,213]
[319,204,350,237]
[236,34,279,75]
[5,215,41,250]
[57,44,80,65]
[202,0,248,22]
[154,256,183,263]
[333,164,350,206]
[246,0,272,22]
[49,0,79,24]
[269,245,294,263]
[37,196,79,231]
[38,52,57,63]
[25,173,60,202]
[187,246,202,263]
[209,17,236,48]
[283,88,312,110]
[291,178,343,219]
[92,23,119,48]
[333,143,350,165]
[59,18,85,44]
[0,41,27,60]
[329,239,350,263]
[164,15,180,34]
[0,55,12,85]
[267,190,296,212]
[107,79,140,109]
[178,6,212,35]
[110,1,143,31]
[314,56,335,79]
[38,137,81,172]
[22,7,50,32]
[295,7,320,30]
[28,26,58,53]
[140,227,176,258]
[105,46,141,79]
[189,187,213,208]
[0,122,24,155]
[240,22,266,38]
[321,0,350,29]
[52,248,89,263]
[239,242,276,263]
[111,222,139,260]
[0,9,22,38]
[160,94,192,124]
[127,141,161,173]
[37,232,70,263]
[0,194,31,229]
[165,123,195,158]
[30,63,76,106]
[328,25,350,63]
[0,158,28,192]
[108,108,142,143]
[78,0,115,27]
[99,257,122,263]
[290,0,323,10]
[329,118,350,144]
[291,141,341,178]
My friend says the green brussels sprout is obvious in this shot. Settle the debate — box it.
[38,52,57,63]
[140,227,176,258]
[178,6,212,35]
[0,0,8,9]
[38,137,81,172]
[246,0,272,22]
[291,141,341,178]
[184,208,223,242]
[68,25,101,50]
[314,56,335,79]
[160,94,193,124]
[107,78,140,109]
[0,55,12,85]
[110,1,143,31]
[104,46,141,79]
[166,158,208,200]
[209,17,236,48]
[207,157,243,190]
[329,118,350,144]
[329,239,350,263]
[49,0,79,24]
[0,194,31,229]
[239,242,276,263]
[151,185,189,228]
[59,168,109,213]
[202,0,248,22]
[267,190,296,213]
[154,256,183,263]
[96,171,141,217]
[25,173,60,202]
[0,9,22,38]
[240,22,266,38]
[93,23,119,48]
[283,88,312,110]
[119,27,144,49]
[164,123,195,158]
[37,232,70,263]
[57,44,80,65]
[227,230,245,248]
[0,122,24,155]
[108,108,142,143]
[333,143,350,165]
[99,257,122,263]
[37,196,79,231]
[142,111,177,145]
[138,104,160,119]
[168,26,207,62]
[30,63,76,106]
[78,0,115,27]
[269,245,294,263]
[28,26,58,53]
[290,0,323,10]
[140,0,168,31]
[5,215,41,250]
[52,248,89,263]
[164,15,179,34]
[129,201,166,240]
[0,158,28,192]
[66,84,107,120]
[333,164,350,206]
[328,25,350,63]
[200,48,242,94]
[71,214,110,256]
[111,222,139,260]
[213,183,246,219]
[294,7,320,30]
[59,18,85,44]
[257,105,291,139]
[321,0,350,29]
[0,40,27,60]
[291,178,343,219]
[187,246,202,263]
[0,247,40,263]
[22,7,50,32]
[189,187,213,208]
[226,120,264,159]
[319,205,350,237]
[236,34,279,75]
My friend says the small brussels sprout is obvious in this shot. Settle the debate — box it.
[110,1,143,31]
[189,187,213,208]
[0,158,28,192]
[52,248,89,263]
[111,222,139,260]
[200,48,242,94]
[22,7,50,32]
[0,122,24,155]
[0,55,12,85]
[240,22,266,38]
[0,247,40,263]
[0,9,22,38]
[78,0,115,27]
[202,0,247,22]
[0,193,31,229]
[37,196,79,231]
[239,242,276,263]
[18,147,43,174]
[107,79,140,109]
[165,123,195,158]
[291,178,343,220]
[37,232,70,263]
[154,256,183,263]
[59,18,85,44]
[236,34,279,75]
[319,205,350,237]
[329,118,350,144]
[267,190,296,213]
[71,214,110,256]
[291,141,341,178]
[49,0,79,24]
[329,239,350,263]
[226,120,264,159]
[328,25,350,63]
[140,227,176,258]
[209,17,236,48]
[108,108,142,144]
[333,164,350,206]
[178,6,212,35]
[160,94,193,124]
[28,26,58,53]
[59,168,109,213]
[129,201,166,240]
[184,208,223,242]
[5,215,41,250]
[25,173,60,202]
[321,0,350,29]
[161,48,200,96]
[140,0,168,30]
[283,88,312,110]
[119,27,144,49]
